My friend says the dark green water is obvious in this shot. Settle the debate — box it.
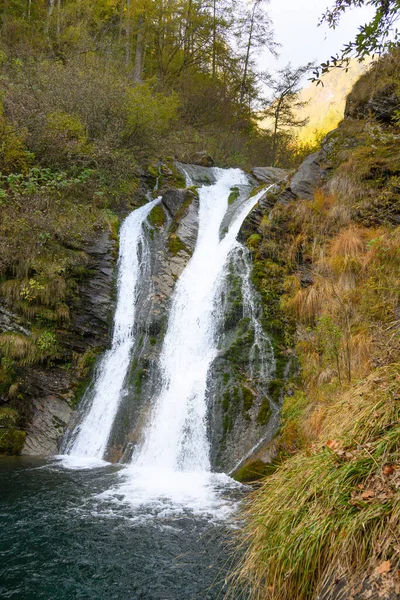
[0,458,244,600]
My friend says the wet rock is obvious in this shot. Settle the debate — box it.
[162,188,195,219]
[67,232,115,353]
[21,231,116,456]
[106,188,200,460]
[22,368,73,456]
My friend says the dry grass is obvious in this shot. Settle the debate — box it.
[329,225,366,259]
[229,365,400,600]
[0,331,59,366]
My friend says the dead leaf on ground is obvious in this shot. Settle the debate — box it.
[383,465,395,476]
[376,560,391,575]
[326,439,340,450]
[361,490,375,500]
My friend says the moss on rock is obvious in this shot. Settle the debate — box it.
[148,204,166,228]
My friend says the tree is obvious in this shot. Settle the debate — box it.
[235,0,277,115]
[313,0,400,80]
[262,63,313,166]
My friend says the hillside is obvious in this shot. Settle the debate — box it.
[296,59,370,143]
[232,50,400,600]
[261,59,369,144]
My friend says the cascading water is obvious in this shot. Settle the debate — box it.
[104,169,273,515]
[61,167,273,516]
[3,168,278,600]
[62,198,160,464]
[134,169,265,472]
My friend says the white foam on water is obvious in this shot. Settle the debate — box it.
[96,466,243,522]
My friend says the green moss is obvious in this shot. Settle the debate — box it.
[257,397,272,425]
[233,459,277,483]
[148,204,166,228]
[269,378,284,403]
[228,186,240,205]
[169,191,195,231]
[72,348,101,407]
[0,428,26,454]
[247,233,262,250]
[147,164,160,179]
[242,386,255,412]
[222,391,230,412]
[149,336,157,346]
[168,234,189,256]
[0,407,19,428]
[135,368,145,394]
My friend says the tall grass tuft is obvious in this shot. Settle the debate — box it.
[229,365,400,600]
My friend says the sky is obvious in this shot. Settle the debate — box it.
[260,0,376,73]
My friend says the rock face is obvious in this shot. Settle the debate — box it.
[241,154,328,240]
[252,166,289,186]
[345,82,400,123]
[22,369,73,456]
[17,232,116,456]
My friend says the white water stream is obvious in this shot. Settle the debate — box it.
[134,169,264,471]
[61,169,272,516]
[62,198,160,465]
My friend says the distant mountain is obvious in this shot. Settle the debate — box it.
[296,59,370,143]
[260,59,370,144]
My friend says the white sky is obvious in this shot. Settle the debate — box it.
[260,0,376,72]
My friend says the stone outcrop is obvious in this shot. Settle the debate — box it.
[0,230,117,457]
[345,82,400,123]
[187,151,214,167]
[241,152,328,241]
[22,369,73,456]
[252,166,289,186]
[20,232,116,456]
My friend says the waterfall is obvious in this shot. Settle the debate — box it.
[132,169,269,473]
[62,198,160,463]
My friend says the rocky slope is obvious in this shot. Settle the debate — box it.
[231,51,400,600]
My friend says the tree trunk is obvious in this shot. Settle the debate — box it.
[272,96,283,167]
[212,0,216,80]
[239,0,257,108]
[125,0,131,65]
[133,17,144,82]
[45,0,55,35]
[56,0,61,39]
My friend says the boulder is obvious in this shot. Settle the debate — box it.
[189,152,214,167]
[290,152,325,200]
[252,166,289,185]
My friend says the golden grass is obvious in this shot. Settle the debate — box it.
[0,331,59,366]
[329,225,366,259]
[229,365,400,600]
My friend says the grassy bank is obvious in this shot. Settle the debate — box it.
[233,51,400,599]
